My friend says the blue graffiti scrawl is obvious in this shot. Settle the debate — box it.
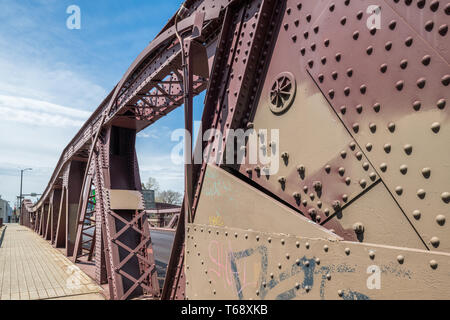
[229,245,370,300]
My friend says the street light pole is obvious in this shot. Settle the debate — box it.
[19,168,32,220]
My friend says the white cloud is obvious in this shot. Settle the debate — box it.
[0,94,90,127]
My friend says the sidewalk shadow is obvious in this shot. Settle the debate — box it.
[0,225,7,248]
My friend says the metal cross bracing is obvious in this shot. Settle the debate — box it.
[20,0,450,300]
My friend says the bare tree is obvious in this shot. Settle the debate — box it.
[142,177,160,192]
[156,190,183,205]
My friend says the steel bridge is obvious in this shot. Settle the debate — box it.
[18,0,450,300]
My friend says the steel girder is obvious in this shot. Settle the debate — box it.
[19,0,450,301]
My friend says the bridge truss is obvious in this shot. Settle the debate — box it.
[21,0,450,300]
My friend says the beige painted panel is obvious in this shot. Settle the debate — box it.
[186,223,450,300]
[323,183,426,250]
[107,190,144,210]
[195,164,340,240]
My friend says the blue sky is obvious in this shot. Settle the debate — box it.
[0,0,205,206]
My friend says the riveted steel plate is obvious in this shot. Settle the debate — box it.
[237,0,380,229]
[107,189,144,210]
[323,182,426,249]
[194,164,340,240]
[302,0,450,251]
[386,0,450,62]
[185,223,450,300]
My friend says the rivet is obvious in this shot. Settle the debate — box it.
[369,123,376,133]
[430,237,440,248]
[395,80,404,91]
[395,186,403,195]
[366,46,373,55]
[437,99,446,110]
[345,248,350,255]
[356,104,363,114]
[430,260,438,269]
[425,20,434,32]
[369,250,375,259]
[349,142,356,150]
[353,31,359,40]
[295,282,300,289]
[397,255,404,264]
[309,208,317,219]
[296,241,300,248]
[422,55,431,66]
[373,103,381,112]
[268,237,272,243]
[353,123,359,133]
[417,189,426,199]
[413,210,421,220]
[385,41,392,51]
[436,215,446,226]
[356,152,363,161]
[400,59,408,69]
[286,253,290,259]
[338,290,343,297]
[304,260,310,267]
[442,74,450,86]
[430,1,439,12]
[345,177,351,185]
[400,165,408,175]
[293,192,301,200]
[342,194,348,202]
[333,201,341,211]
[324,245,329,252]
[281,239,285,245]
[340,16,347,25]
[441,192,450,203]
[326,273,331,280]
[384,144,391,153]
[313,181,323,192]
[325,165,331,174]
[431,122,440,133]
[338,167,346,176]
[278,263,282,269]
[353,222,364,234]
[439,25,448,36]
[381,64,388,73]
[417,78,426,89]
[306,242,310,249]
[413,100,422,111]
[360,179,367,188]
[347,68,353,77]
[315,258,320,265]
[389,20,396,30]
[405,37,413,47]
[388,122,396,133]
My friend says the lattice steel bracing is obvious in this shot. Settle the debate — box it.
[19,0,450,300]
[73,176,97,263]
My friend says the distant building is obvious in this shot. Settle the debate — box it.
[0,196,13,223]
[142,189,156,210]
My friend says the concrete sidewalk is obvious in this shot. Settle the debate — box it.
[0,224,105,300]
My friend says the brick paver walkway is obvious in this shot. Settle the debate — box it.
[0,224,105,300]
